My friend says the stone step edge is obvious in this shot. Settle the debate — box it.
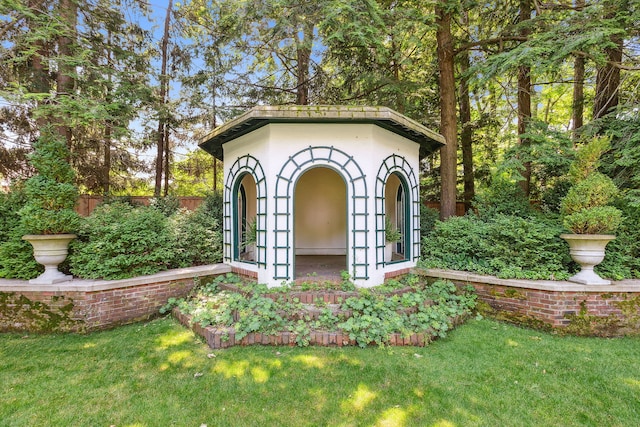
[173,308,451,349]
[217,282,417,304]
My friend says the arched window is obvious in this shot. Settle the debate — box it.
[233,173,257,262]
[384,172,409,263]
[396,184,405,256]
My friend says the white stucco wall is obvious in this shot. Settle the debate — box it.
[222,122,421,287]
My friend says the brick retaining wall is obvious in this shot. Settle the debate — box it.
[2,265,639,336]
[418,268,640,336]
[0,265,231,333]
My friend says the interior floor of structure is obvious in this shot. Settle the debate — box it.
[295,255,346,281]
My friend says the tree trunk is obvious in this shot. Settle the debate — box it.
[459,12,474,212]
[213,158,218,192]
[391,37,405,114]
[572,55,585,134]
[55,0,77,148]
[103,122,111,195]
[435,3,458,220]
[295,20,313,105]
[163,128,170,196]
[154,0,172,197]
[571,0,585,136]
[593,40,622,119]
[517,0,532,197]
[27,0,50,129]
[102,30,113,195]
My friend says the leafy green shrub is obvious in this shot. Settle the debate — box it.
[420,215,493,273]
[560,137,623,235]
[69,202,178,279]
[483,215,571,279]
[560,173,619,215]
[597,203,640,279]
[18,128,81,235]
[473,173,533,219]
[199,192,224,220]
[420,214,571,280]
[420,204,439,238]
[541,178,572,213]
[149,195,180,217]
[172,207,223,267]
[170,192,223,266]
[0,186,42,279]
[562,206,622,235]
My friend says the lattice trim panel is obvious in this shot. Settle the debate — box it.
[374,155,420,266]
[274,146,369,281]
[223,155,267,267]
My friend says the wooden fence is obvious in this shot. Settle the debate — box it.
[424,201,467,217]
[76,195,467,217]
[75,195,204,217]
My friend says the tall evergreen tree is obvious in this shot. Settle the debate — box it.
[435,0,458,219]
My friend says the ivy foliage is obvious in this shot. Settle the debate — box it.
[167,274,477,348]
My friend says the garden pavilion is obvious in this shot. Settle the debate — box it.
[199,105,444,287]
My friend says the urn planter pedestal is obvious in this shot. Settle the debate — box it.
[22,234,76,285]
[560,234,615,285]
[385,242,394,263]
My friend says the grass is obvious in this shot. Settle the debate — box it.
[1,317,639,427]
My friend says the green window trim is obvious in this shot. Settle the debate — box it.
[224,155,267,268]
[375,155,420,267]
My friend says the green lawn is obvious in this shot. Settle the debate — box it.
[1,317,638,427]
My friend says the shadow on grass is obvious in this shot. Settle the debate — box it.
[1,317,639,426]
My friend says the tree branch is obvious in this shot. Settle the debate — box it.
[455,36,528,54]
[574,51,640,71]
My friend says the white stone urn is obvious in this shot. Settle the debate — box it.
[560,234,615,285]
[22,234,76,285]
[385,242,394,263]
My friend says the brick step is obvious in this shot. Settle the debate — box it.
[174,309,444,349]
[218,282,417,304]
[175,282,457,348]
[216,284,433,323]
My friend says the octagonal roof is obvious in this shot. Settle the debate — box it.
[199,105,445,160]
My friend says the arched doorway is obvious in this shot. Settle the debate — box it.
[293,167,347,279]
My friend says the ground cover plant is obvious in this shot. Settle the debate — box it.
[164,273,477,348]
[1,317,638,426]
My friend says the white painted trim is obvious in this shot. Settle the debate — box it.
[0,264,232,293]
[295,248,347,255]
[417,268,640,292]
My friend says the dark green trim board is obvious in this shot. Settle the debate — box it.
[199,106,444,161]
[224,155,267,268]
